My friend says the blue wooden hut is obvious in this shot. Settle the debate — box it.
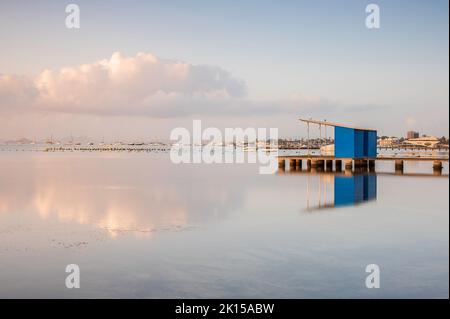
[299,118,377,159]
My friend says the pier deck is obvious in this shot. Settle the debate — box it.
[277,155,449,161]
[277,155,449,174]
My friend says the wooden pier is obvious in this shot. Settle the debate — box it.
[277,155,449,175]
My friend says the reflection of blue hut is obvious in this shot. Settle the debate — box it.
[334,174,377,206]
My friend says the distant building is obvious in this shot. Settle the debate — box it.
[407,131,419,139]
[404,135,440,148]
[378,137,399,147]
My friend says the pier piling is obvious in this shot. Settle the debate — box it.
[354,159,368,171]
[433,161,443,175]
[289,159,297,170]
[369,159,376,172]
[316,160,325,171]
[335,160,342,172]
[395,160,404,173]
[345,160,353,171]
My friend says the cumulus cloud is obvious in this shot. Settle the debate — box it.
[0,51,347,121]
[0,51,247,117]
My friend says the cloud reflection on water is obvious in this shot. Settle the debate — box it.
[0,153,249,237]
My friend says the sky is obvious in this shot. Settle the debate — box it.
[0,0,448,140]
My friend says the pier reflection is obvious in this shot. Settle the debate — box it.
[306,172,377,211]
[280,169,378,211]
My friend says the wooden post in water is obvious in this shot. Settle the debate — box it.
[433,160,443,175]
[316,160,325,171]
[395,160,404,174]
[325,160,333,171]
[297,159,303,170]
[354,159,368,171]
[335,159,342,172]
[278,159,285,170]
[369,159,376,172]
[345,159,353,171]
[289,159,297,170]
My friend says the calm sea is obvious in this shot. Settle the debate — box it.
[0,149,448,298]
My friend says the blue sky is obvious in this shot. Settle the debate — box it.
[0,0,448,139]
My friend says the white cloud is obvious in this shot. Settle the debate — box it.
[0,51,246,117]
[1,51,348,121]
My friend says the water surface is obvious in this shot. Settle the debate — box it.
[0,151,448,298]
